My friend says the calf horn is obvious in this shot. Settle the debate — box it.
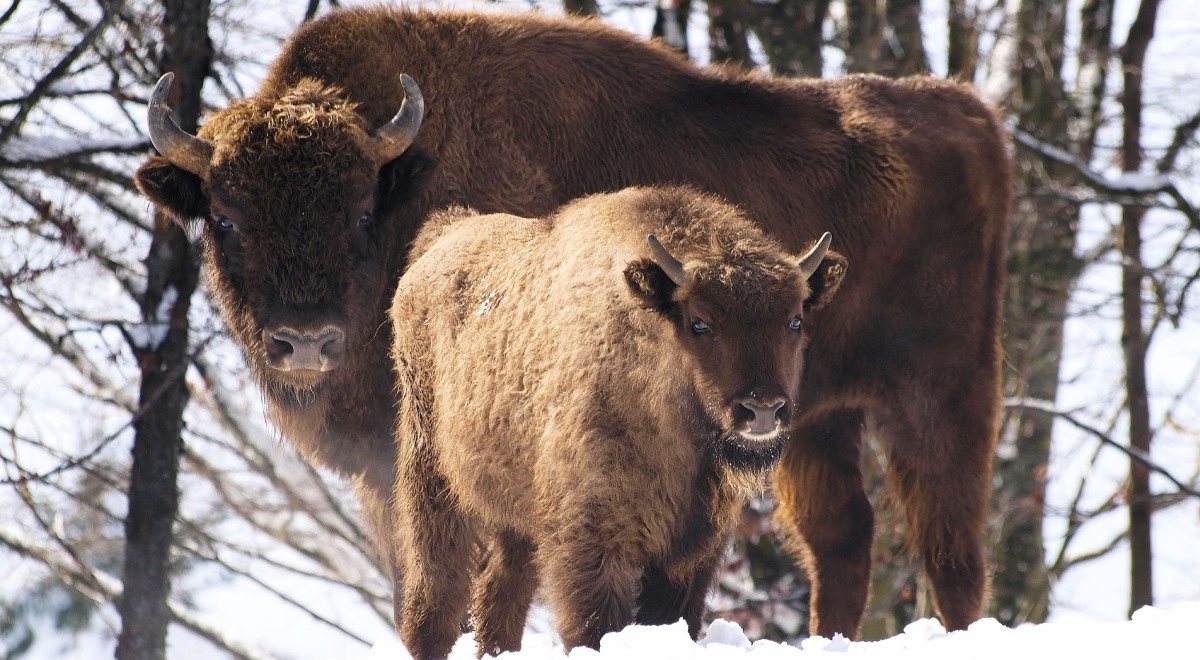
[147,72,213,177]
[646,234,687,287]
[798,232,832,279]
[370,74,425,165]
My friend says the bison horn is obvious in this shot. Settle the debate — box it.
[370,74,425,164]
[798,232,832,279]
[647,234,687,287]
[147,72,213,177]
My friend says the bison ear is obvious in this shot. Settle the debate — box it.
[135,156,208,227]
[377,148,438,215]
[624,258,678,313]
[804,250,848,313]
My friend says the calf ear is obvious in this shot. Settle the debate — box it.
[624,258,678,313]
[135,156,208,227]
[377,148,438,216]
[804,250,848,313]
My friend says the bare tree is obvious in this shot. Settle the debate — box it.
[1117,0,1162,617]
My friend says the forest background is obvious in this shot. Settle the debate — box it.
[1,0,1198,658]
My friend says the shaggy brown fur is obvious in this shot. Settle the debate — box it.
[135,6,1011,638]
[390,186,844,657]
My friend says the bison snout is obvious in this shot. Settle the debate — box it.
[734,397,787,439]
[264,325,347,372]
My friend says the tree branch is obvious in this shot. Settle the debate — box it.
[1011,125,1200,235]
[1004,397,1200,499]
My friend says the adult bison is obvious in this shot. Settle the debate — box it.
[390,186,845,657]
[135,6,1011,639]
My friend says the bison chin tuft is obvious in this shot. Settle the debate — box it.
[263,374,330,411]
[714,430,788,474]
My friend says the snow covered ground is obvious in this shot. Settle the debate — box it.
[364,600,1200,659]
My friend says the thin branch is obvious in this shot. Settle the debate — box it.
[1004,397,1200,499]
[0,529,275,660]
[0,0,127,152]
[1157,106,1200,175]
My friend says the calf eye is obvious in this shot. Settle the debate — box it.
[690,319,710,334]
[789,316,803,331]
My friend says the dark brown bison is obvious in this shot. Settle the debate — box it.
[135,6,1011,639]
[390,186,845,657]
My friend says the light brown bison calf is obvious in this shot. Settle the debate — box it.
[389,186,846,658]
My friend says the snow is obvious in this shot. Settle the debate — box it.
[362,600,1200,659]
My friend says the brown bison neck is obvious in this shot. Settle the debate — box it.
[263,358,398,494]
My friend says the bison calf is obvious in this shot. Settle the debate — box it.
[389,186,846,658]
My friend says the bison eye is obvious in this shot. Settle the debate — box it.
[358,211,375,228]
[215,216,236,232]
[789,316,803,331]
[690,319,710,334]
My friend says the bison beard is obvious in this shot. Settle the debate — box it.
[715,430,788,473]
[134,5,1010,644]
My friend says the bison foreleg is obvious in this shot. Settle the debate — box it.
[395,466,475,660]
[471,529,537,658]
[540,536,638,651]
[634,555,721,638]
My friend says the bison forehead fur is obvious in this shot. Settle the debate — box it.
[204,80,374,200]
[389,186,842,655]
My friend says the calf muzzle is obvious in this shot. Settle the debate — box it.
[263,324,347,372]
[733,395,789,439]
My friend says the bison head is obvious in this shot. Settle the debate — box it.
[134,73,432,408]
[625,231,846,471]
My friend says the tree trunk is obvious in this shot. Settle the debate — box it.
[114,1,210,658]
[843,0,881,73]
[1119,0,1160,617]
[876,0,928,76]
[706,0,754,70]
[751,0,831,77]
[563,0,599,18]
[948,0,979,79]
[652,0,692,57]
[992,0,1074,627]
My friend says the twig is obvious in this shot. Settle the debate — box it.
[1004,397,1200,499]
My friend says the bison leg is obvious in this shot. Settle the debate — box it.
[634,555,720,638]
[353,476,408,634]
[472,530,537,658]
[540,536,638,651]
[877,386,995,632]
[773,408,874,639]
[394,467,475,660]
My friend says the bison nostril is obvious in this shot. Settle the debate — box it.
[319,328,346,363]
[266,332,296,360]
[263,325,347,372]
[738,399,787,435]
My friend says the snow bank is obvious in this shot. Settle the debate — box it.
[364,600,1200,659]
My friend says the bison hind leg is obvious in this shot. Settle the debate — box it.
[773,408,874,639]
[876,386,996,632]
[472,530,537,658]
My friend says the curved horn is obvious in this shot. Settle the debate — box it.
[646,234,687,287]
[147,73,212,176]
[798,232,832,279]
[370,74,425,164]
